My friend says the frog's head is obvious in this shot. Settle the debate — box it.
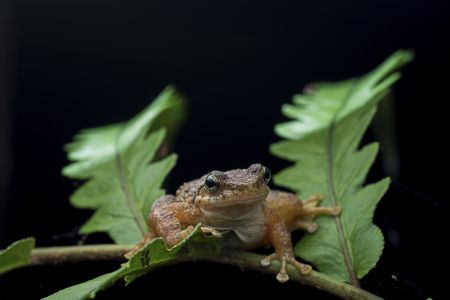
[194,164,271,210]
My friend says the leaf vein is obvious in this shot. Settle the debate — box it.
[114,126,148,238]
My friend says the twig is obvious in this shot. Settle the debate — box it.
[30,245,132,265]
[24,245,382,300]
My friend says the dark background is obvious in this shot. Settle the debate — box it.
[1,0,449,299]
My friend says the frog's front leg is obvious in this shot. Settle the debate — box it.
[149,201,205,247]
[125,196,204,258]
[149,204,193,247]
[124,195,176,259]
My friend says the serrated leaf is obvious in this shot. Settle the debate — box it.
[124,224,206,284]
[270,50,413,283]
[0,237,35,275]
[43,226,222,299]
[63,86,186,244]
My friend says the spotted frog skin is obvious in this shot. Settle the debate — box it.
[126,164,341,282]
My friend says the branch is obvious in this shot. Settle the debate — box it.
[23,245,382,300]
[30,245,132,265]
[202,250,382,300]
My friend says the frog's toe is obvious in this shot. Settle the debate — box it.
[276,256,289,283]
[303,194,325,208]
[261,253,290,282]
[200,226,222,237]
[332,206,342,216]
[288,257,312,275]
[294,220,318,233]
[124,248,137,260]
[260,253,277,267]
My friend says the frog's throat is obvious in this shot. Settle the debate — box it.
[199,200,264,226]
[200,203,266,246]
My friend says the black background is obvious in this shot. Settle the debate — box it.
[1,0,449,299]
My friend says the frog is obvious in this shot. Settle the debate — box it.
[125,164,341,282]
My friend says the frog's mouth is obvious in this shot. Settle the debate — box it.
[201,194,268,209]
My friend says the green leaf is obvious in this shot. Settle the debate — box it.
[63,86,187,244]
[270,50,413,283]
[0,237,35,275]
[43,226,221,300]
[42,268,127,300]
[123,224,207,284]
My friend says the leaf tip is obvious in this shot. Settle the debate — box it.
[0,237,36,275]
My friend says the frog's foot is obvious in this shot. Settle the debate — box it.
[260,252,312,283]
[200,226,222,238]
[124,233,154,259]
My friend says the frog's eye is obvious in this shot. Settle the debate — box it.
[261,166,271,184]
[205,174,220,193]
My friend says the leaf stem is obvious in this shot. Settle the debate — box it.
[23,245,381,300]
[324,82,360,287]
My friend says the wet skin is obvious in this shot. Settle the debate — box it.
[126,164,341,282]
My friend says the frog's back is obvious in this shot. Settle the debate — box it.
[174,177,205,204]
